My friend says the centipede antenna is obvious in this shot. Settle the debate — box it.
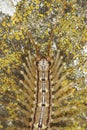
[27,30,39,57]
[48,28,54,57]
[47,3,64,57]
[10,39,17,52]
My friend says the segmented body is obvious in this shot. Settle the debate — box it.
[31,58,51,130]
